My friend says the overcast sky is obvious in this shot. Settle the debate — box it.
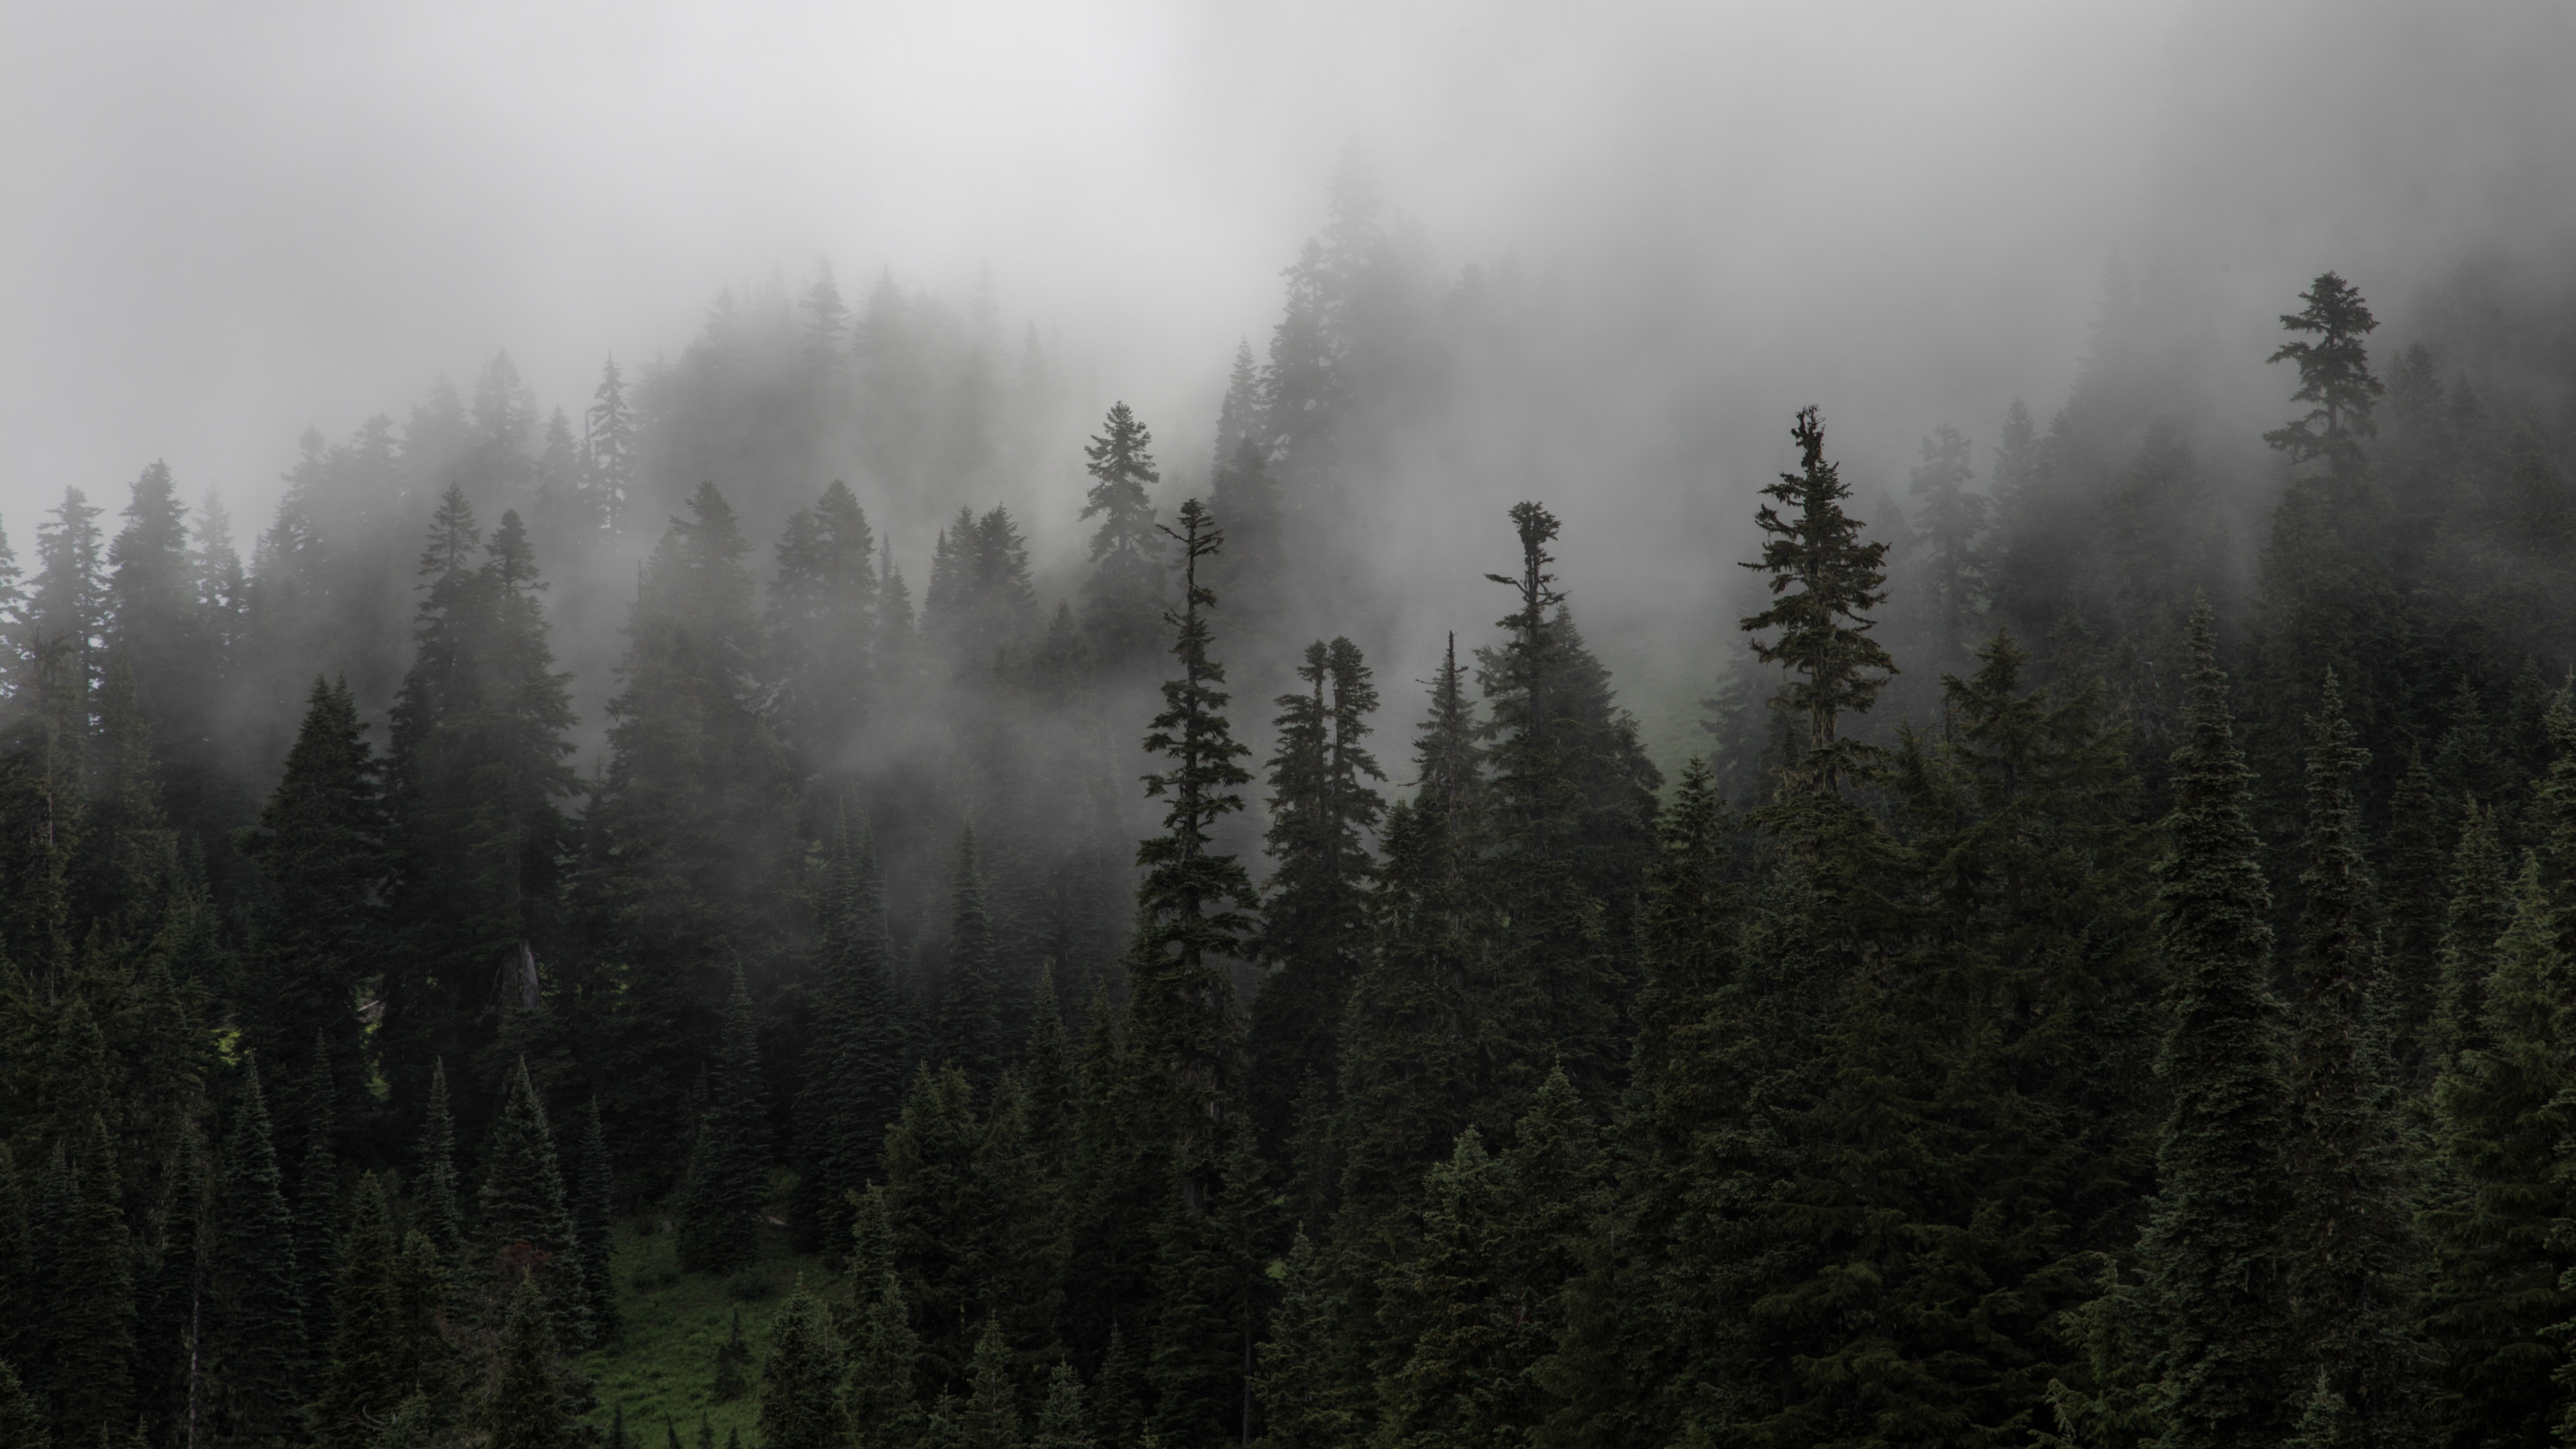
[5,0,2571,551]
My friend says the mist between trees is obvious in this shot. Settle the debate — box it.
[11,161,2576,1449]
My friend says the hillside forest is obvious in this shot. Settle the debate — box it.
[9,178,2576,1449]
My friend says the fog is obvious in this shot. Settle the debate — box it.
[8,0,2576,762]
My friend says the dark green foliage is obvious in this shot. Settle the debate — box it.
[317,1174,445,1449]
[235,676,382,1147]
[678,967,766,1277]
[792,811,906,1256]
[1252,1229,1348,1449]
[2263,273,2383,475]
[712,1309,752,1403]
[847,1267,925,1449]
[936,828,1008,1090]
[480,1057,574,1265]
[1739,406,1895,790]
[2435,804,2510,1065]
[0,1360,40,1449]
[961,1319,1019,1449]
[2381,751,2444,1086]
[487,1281,569,1449]
[570,1096,620,1344]
[293,1030,340,1362]
[416,1057,467,1270]
[2138,604,2294,1449]
[756,1285,847,1449]
[1248,637,1383,1152]
[1029,1361,1090,1449]
[47,1114,135,1449]
[209,1061,304,1446]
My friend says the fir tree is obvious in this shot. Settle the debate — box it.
[678,966,767,1277]
[2263,272,2384,477]
[209,1061,304,1446]
[1080,403,1166,670]
[2434,804,2510,1063]
[569,1096,619,1344]
[316,1175,417,1449]
[415,1058,466,1270]
[583,357,637,536]
[765,480,878,777]
[235,676,382,1146]
[1252,1229,1352,1449]
[1739,406,1895,792]
[960,1320,1020,1449]
[1029,1362,1091,1449]
[47,1113,135,1449]
[712,1309,753,1403]
[292,1031,340,1366]
[480,1057,574,1265]
[757,1284,849,1449]
[1248,637,1383,1150]
[486,1282,568,1449]
[1908,423,1988,669]
[2281,673,2418,1436]
[792,810,905,1256]
[937,828,1008,1091]
[847,1269,925,1449]
[2137,603,2294,1449]
[0,1361,40,1449]
[2381,750,2445,1086]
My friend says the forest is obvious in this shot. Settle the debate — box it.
[9,164,2576,1449]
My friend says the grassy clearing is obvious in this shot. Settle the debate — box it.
[579,1217,849,1444]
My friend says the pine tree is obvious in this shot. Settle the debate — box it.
[1029,1362,1091,1449]
[1908,423,1988,669]
[678,966,767,1276]
[2381,750,2445,1086]
[479,1046,574,1284]
[416,1058,466,1270]
[2280,673,2419,1436]
[847,1269,925,1449]
[765,480,879,777]
[1079,403,1165,671]
[208,1061,304,1446]
[1739,406,1895,792]
[47,1113,135,1449]
[486,1282,568,1449]
[792,810,906,1255]
[235,676,382,1146]
[1248,637,1383,1150]
[757,1284,849,1449]
[1091,1325,1144,1449]
[1252,1229,1351,1449]
[2434,804,2510,1063]
[960,1319,1020,1449]
[569,1096,619,1344]
[583,358,637,536]
[292,1030,340,1368]
[937,828,1009,1090]
[2137,602,2294,1449]
[316,1175,420,1449]
[2263,273,2385,477]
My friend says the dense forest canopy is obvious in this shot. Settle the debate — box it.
[15,5,2576,1449]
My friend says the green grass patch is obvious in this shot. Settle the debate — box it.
[580,1218,849,1444]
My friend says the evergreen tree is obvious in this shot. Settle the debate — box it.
[1028,1362,1091,1449]
[678,965,767,1277]
[486,1282,568,1449]
[235,676,382,1146]
[757,1284,849,1449]
[847,1269,926,1449]
[46,1113,135,1449]
[2381,750,2444,1086]
[292,1031,340,1367]
[1248,637,1383,1150]
[209,1061,304,1446]
[2434,805,2510,1063]
[792,810,905,1256]
[569,1096,619,1344]
[415,1058,466,1270]
[765,480,878,777]
[2137,603,2294,1449]
[479,1055,578,1340]
[1739,406,1895,792]
[712,1309,753,1403]
[316,1174,435,1449]
[1079,403,1165,670]
[1907,423,1988,669]
[2263,273,2384,477]
[2280,674,2418,1436]
[584,358,637,536]
[0,1360,38,1449]
[1252,1228,1351,1449]
[960,1319,1020,1449]
[937,828,1008,1091]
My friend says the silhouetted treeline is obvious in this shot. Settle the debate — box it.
[11,167,2576,1449]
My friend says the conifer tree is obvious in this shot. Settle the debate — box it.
[2137,603,2294,1449]
[569,1096,619,1344]
[1907,423,1987,669]
[2434,804,2510,1063]
[486,1282,568,1449]
[937,828,1008,1090]
[415,1058,466,1270]
[1252,1229,1352,1449]
[679,966,767,1276]
[1129,496,1256,1188]
[0,1148,28,1385]
[480,1057,572,1256]
[960,1319,1020,1449]
[1091,1325,1144,1449]
[0,1360,34,1449]
[712,1309,753,1403]
[293,1031,341,1363]
[209,1061,303,1446]
[2381,750,2445,1085]
[584,358,637,535]
[1739,406,1895,792]
[2263,272,2384,477]
[1080,403,1165,670]
[847,1268,925,1449]
[757,1284,849,1449]
[765,480,879,777]
[792,810,905,1255]
[1248,637,1383,1150]
[317,1175,417,1449]
[2281,673,2418,1436]
[235,676,382,1145]
[1029,1362,1091,1449]
[47,1113,135,1449]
